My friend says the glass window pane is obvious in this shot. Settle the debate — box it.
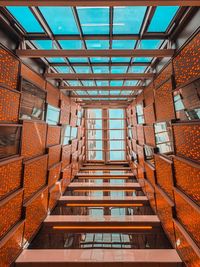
[77,7,109,34]
[96,81,109,86]
[82,80,95,86]
[67,80,82,86]
[68,57,88,63]
[148,6,179,32]
[46,105,60,125]
[86,40,109,49]
[55,66,72,73]
[88,150,103,160]
[110,141,124,150]
[88,141,103,150]
[59,40,83,49]
[109,120,124,129]
[111,57,131,63]
[124,80,138,86]
[71,127,78,139]
[110,130,124,139]
[139,40,163,49]
[87,109,102,118]
[112,40,136,49]
[93,66,109,73]
[88,130,102,139]
[90,57,109,63]
[134,57,152,63]
[109,109,124,119]
[111,66,128,74]
[87,120,102,129]
[110,151,125,160]
[110,81,123,86]
[128,66,147,73]
[47,57,65,63]
[74,66,91,73]
[33,40,57,49]
[39,7,79,34]
[113,6,146,34]
[7,7,44,33]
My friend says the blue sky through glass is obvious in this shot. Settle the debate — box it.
[77,7,109,34]
[7,7,44,33]
[148,6,179,32]
[113,6,147,34]
[39,7,79,34]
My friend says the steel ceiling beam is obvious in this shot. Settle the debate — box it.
[1,0,199,6]
[16,49,174,58]
[70,95,135,98]
[50,62,150,67]
[25,33,167,40]
[45,73,154,80]
[60,86,144,91]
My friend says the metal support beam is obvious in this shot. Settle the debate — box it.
[60,86,144,91]
[1,0,199,6]
[45,73,154,80]
[71,95,135,99]
[16,49,175,58]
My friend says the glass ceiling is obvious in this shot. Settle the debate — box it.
[6,5,180,102]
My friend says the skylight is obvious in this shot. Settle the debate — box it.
[59,40,83,49]
[113,6,147,34]
[77,7,109,34]
[148,6,179,32]
[86,40,109,49]
[39,7,79,34]
[7,7,44,33]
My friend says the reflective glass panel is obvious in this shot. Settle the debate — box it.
[39,7,79,34]
[113,6,147,34]
[7,7,44,33]
[77,7,109,34]
[148,6,179,32]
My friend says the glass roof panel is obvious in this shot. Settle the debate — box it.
[111,57,131,63]
[110,81,123,86]
[39,7,79,34]
[32,40,57,49]
[111,91,121,95]
[128,66,147,73]
[86,40,109,49]
[133,57,152,63]
[90,57,109,63]
[124,80,138,86]
[47,57,66,63]
[68,80,82,86]
[76,90,88,95]
[77,7,109,34]
[113,6,147,34]
[55,66,72,73]
[122,90,133,95]
[59,40,83,49]
[68,57,88,63]
[7,7,44,33]
[93,66,109,73]
[111,66,128,73]
[74,66,91,73]
[87,91,98,95]
[96,81,109,86]
[98,91,109,95]
[148,6,179,32]
[139,40,163,49]
[112,40,136,49]
[82,80,95,86]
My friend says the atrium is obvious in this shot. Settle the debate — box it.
[0,1,199,267]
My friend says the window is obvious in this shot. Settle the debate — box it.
[0,125,21,160]
[154,122,173,154]
[20,79,46,121]
[136,103,145,124]
[173,79,200,121]
[46,104,60,125]
[62,125,71,145]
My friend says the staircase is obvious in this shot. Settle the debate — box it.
[16,164,182,267]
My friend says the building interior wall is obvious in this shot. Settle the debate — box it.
[0,44,85,266]
[126,32,200,267]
